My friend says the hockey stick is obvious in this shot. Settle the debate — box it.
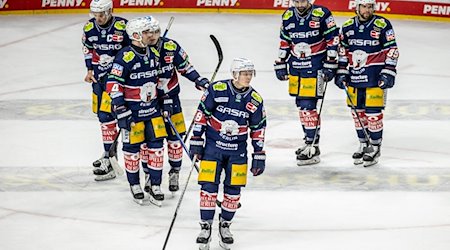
[343,86,374,153]
[162,154,198,250]
[105,17,176,175]
[307,77,329,157]
[183,34,224,144]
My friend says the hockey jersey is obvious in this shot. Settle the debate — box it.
[82,17,131,80]
[151,37,202,97]
[193,80,266,155]
[106,46,164,122]
[339,15,399,88]
[279,5,339,77]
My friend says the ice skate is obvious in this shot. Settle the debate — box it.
[94,158,116,181]
[363,145,380,167]
[196,221,212,250]
[218,217,233,250]
[148,185,164,207]
[297,145,320,166]
[353,142,371,165]
[168,169,180,193]
[130,184,146,205]
[295,144,307,156]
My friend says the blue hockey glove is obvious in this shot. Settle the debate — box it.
[162,97,173,118]
[335,69,350,89]
[322,68,336,82]
[274,60,288,81]
[251,151,266,176]
[114,105,134,131]
[378,69,396,89]
[189,136,204,160]
[195,77,210,91]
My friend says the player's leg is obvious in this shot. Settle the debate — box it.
[296,98,321,166]
[347,87,370,165]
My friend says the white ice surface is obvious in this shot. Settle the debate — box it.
[0,13,449,250]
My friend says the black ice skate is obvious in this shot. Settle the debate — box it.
[93,158,117,181]
[147,185,164,207]
[130,184,145,205]
[297,145,320,166]
[352,142,372,165]
[196,221,212,250]
[218,217,233,250]
[363,145,380,167]
[168,169,180,193]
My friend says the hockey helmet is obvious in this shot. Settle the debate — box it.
[230,58,255,79]
[90,0,113,13]
[126,16,159,43]
[355,0,376,18]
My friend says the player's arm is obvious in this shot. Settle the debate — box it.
[321,10,340,81]
[82,22,96,83]
[171,40,209,90]
[274,10,293,81]
[378,20,399,89]
[335,23,352,89]
[248,94,267,176]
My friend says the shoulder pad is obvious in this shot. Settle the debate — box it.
[312,7,325,18]
[212,82,228,91]
[374,18,387,29]
[342,18,354,28]
[84,22,94,32]
[163,40,177,51]
[122,50,135,63]
[251,91,263,104]
[282,10,293,21]
[114,20,126,31]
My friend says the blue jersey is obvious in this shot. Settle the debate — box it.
[339,15,399,88]
[82,17,131,80]
[151,37,201,97]
[193,80,266,155]
[106,46,163,122]
[279,5,339,77]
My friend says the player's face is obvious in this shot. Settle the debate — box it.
[147,29,161,46]
[293,0,310,13]
[140,30,155,46]
[91,12,110,26]
[235,71,254,88]
[358,4,375,21]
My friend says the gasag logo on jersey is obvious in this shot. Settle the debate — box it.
[130,69,158,79]
[42,0,85,7]
[197,0,239,7]
[0,0,8,8]
[348,1,390,12]
[217,105,249,118]
[348,39,379,46]
[119,0,161,7]
[290,30,320,39]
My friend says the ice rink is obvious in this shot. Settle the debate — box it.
[0,12,450,250]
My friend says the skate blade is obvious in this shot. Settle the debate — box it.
[148,196,163,207]
[353,158,364,165]
[133,198,151,206]
[198,243,210,250]
[219,240,231,250]
[363,159,378,167]
[94,172,116,181]
[297,157,320,166]
[109,156,124,176]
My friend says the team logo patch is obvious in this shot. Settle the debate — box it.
[246,102,257,113]
[312,8,325,17]
[164,56,174,63]
[164,40,177,51]
[112,34,123,42]
[325,16,336,29]
[309,21,320,29]
[111,63,123,76]
[370,30,380,39]
[386,29,396,41]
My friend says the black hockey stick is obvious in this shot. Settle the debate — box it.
[343,86,374,153]
[183,34,224,144]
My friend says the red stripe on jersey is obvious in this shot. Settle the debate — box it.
[310,39,327,54]
[208,116,248,135]
[250,129,265,141]
[92,51,100,64]
[194,110,207,126]
[280,40,290,49]
[105,81,123,94]
[124,86,141,101]
[166,73,179,93]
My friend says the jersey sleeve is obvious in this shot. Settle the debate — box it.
[337,19,353,73]
[106,54,130,107]
[248,91,267,153]
[192,84,217,137]
[278,9,294,60]
[321,9,339,63]
[82,21,95,70]
[169,40,202,83]
[380,19,399,72]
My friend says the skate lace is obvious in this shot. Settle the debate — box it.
[98,158,111,171]
[198,222,211,239]
[220,221,233,238]
[151,185,162,195]
[169,171,179,186]
[301,145,316,158]
[131,184,143,194]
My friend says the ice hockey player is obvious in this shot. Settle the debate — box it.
[145,16,210,194]
[82,0,130,181]
[336,0,399,167]
[274,0,339,166]
[106,16,168,206]
[189,58,266,250]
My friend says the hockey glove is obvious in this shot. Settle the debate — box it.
[114,105,134,131]
[195,77,210,91]
[189,136,204,160]
[162,97,173,118]
[335,69,350,89]
[322,68,336,82]
[251,151,266,176]
[274,60,288,81]
[378,68,396,89]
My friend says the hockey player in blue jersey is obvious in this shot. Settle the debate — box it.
[336,0,399,167]
[106,17,168,206]
[145,16,210,194]
[189,58,266,249]
[82,0,130,181]
[274,0,339,166]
